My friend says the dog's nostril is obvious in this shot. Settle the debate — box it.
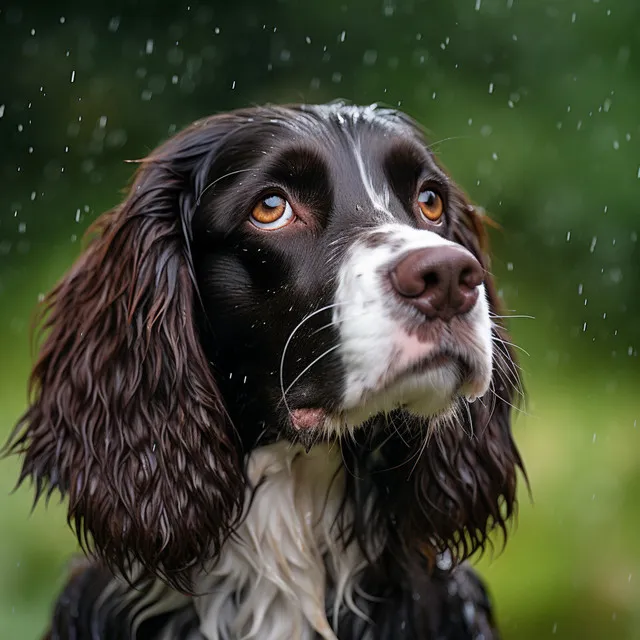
[423,271,439,291]
[460,267,482,290]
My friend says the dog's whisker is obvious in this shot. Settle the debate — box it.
[491,353,525,400]
[195,168,254,207]
[282,344,341,402]
[278,302,346,417]
[491,332,531,357]
[488,382,528,416]
[489,313,536,320]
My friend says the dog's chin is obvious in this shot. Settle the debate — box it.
[287,353,490,446]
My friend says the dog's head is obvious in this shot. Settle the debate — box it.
[6,104,523,590]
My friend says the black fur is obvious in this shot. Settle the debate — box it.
[6,103,523,639]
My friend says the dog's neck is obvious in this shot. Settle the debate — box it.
[193,440,368,640]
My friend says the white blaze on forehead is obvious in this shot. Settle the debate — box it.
[352,141,392,218]
[333,223,493,423]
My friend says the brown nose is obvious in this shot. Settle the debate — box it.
[389,246,484,320]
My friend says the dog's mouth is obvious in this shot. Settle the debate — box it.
[289,349,474,434]
[384,349,471,388]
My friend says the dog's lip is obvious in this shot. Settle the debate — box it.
[289,352,472,431]
[290,407,328,430]
[380,349,466,391]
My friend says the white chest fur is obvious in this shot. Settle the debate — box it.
[194,441,367,640]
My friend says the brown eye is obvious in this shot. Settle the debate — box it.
[418,189,444,223]
[250,195,294,229]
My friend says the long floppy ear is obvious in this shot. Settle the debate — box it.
[4,121,244,592]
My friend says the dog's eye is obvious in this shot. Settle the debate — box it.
[250,195,295,230]
[418,189,444,223]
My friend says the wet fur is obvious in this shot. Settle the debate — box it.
[6,103,523,639]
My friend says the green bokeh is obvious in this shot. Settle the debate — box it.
[1,1,638,638]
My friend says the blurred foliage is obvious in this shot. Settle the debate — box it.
[0,0,638,638]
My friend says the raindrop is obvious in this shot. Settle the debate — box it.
[507,262,513,271]
[339,30,346,42]
[590,237,597,253]
[146,39,154,54]
[475,0,481,10]
[305,36,311,44]
[583,322,587,332]
[571,12,576,23]
[363,50,378,65]
[0,105,4,118]
[108,16,121,32]
[70,70,76,83]
[99,116,107,128]
[231,80,236,89]
[592,433,596,443]
[566,231,571,242]
[214,27,220,34]
[488,82,494,94]
[18,223,26,233]
[578,283,583,294]
[613,140,619,150]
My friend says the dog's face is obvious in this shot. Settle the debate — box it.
[6,104,522,592]
[192,104,492,446]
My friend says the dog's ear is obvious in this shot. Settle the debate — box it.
[4,119,244,592]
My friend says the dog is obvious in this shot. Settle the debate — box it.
[5,103,524,639]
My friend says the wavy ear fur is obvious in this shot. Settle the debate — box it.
[4,120,244,592]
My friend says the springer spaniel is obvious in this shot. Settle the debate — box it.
[6,103,524,640]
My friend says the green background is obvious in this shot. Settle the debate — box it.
[1,1,638,638]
